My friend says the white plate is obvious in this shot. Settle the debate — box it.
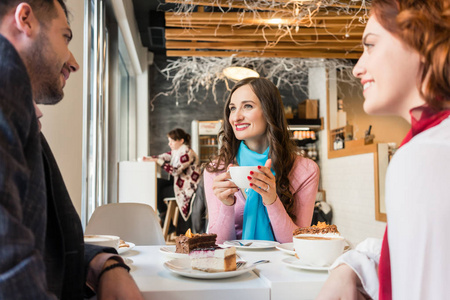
[223,240,280,250]
[118,242,135,254]
[282,257,329,271]
[276,242,295,255]
[159,246,188,259]
[164,257,256,279]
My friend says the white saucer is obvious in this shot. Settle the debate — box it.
[282,257,329,271]
[159,246,188,259]
[276,242,295,255]
[164,257,256,279]
[223,240,280,250]
[118,242,135,254]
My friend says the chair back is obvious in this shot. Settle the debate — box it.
[85,203,165,245]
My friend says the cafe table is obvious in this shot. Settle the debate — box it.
[122,245,329,300]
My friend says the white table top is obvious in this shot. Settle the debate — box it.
[122,245,328,300]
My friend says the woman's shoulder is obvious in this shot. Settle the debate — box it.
[289,155,320,178]
[287,156,320,192]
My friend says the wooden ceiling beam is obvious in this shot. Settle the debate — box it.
[166,36,361,43]
[166,21,365,28]
[166,49,362,59]
[165,27,364,37]
[165,41,362,51]
[165,0,367,10]
[165,11,367,23]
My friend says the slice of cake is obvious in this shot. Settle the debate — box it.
[190,246,237,272]
[293,222,340,237]
[175,229,217,254]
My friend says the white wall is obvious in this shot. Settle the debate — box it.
[309,67,386,246]
[39,0,84,215]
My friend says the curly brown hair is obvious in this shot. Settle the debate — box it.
[371,0,450,110]
[206,77,299,221]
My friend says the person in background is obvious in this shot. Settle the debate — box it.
[0,0,143,299]
[143,128,202,233]
[204,77,320,244]
[317,0,450,299]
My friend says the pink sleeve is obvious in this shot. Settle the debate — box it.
[204,169,237,244]
[266,157,319,243]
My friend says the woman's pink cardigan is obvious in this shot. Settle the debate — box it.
[204,156,320,244]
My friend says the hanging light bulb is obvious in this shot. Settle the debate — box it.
[223,66,260,81]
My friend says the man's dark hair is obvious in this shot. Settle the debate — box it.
[0,0,67,24]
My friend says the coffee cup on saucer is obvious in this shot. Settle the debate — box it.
[293,234,346,267]
[84,234,120,250]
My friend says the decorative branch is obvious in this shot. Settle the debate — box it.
[151,56,357,109]
[150,0,367,108]
[163,0,370,50]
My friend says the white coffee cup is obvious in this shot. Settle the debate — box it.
[84,234,120,250]
[228,166,262,189]
[293,234,346,267]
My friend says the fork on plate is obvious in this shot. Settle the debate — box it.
[236,259,270,268]
[230,241,253,247]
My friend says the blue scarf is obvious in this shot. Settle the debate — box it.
[237,141,275,241]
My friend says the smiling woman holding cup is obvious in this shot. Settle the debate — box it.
[204,77,320,244]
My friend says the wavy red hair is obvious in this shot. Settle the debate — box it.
[371,0,450,110]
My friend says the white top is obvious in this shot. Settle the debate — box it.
[331,116,450,299]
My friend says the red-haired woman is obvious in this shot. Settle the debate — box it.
[317,1,450,299]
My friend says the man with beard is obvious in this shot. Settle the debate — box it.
[0,1,143,299]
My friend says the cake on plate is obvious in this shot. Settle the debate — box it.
[190,246,237,272]
[175,229,217,254]
[293,222,340,237]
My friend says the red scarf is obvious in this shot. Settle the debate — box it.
[379,106,450,300]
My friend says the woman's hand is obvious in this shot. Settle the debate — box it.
[316,264,368,300]
[212,164,239,206]
[142,156,157,162]
[247,159,277,205]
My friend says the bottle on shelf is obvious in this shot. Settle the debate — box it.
[333,131,344,150]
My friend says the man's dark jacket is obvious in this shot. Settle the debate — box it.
[0,34,113,300]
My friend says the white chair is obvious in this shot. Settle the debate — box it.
[85,203,165,245]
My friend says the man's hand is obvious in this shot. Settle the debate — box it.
[97,259,144,300]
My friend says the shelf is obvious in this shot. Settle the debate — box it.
[200,145,219,148]
[328,143,378,159]
[293,138,318,147]
[287,118,323,131]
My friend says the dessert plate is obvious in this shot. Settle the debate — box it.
[118,242,135,254]
[159,246,188,259]
[276,242,295,255]
[281,257,329,271]
[223,240,280,250]
[164,258,256,279]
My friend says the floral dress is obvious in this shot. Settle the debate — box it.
[153,144,202,220]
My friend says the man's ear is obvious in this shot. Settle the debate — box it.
[14,3,39,37]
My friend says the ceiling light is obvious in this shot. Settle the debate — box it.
[223,66,260,81]
[267,18,283,25]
